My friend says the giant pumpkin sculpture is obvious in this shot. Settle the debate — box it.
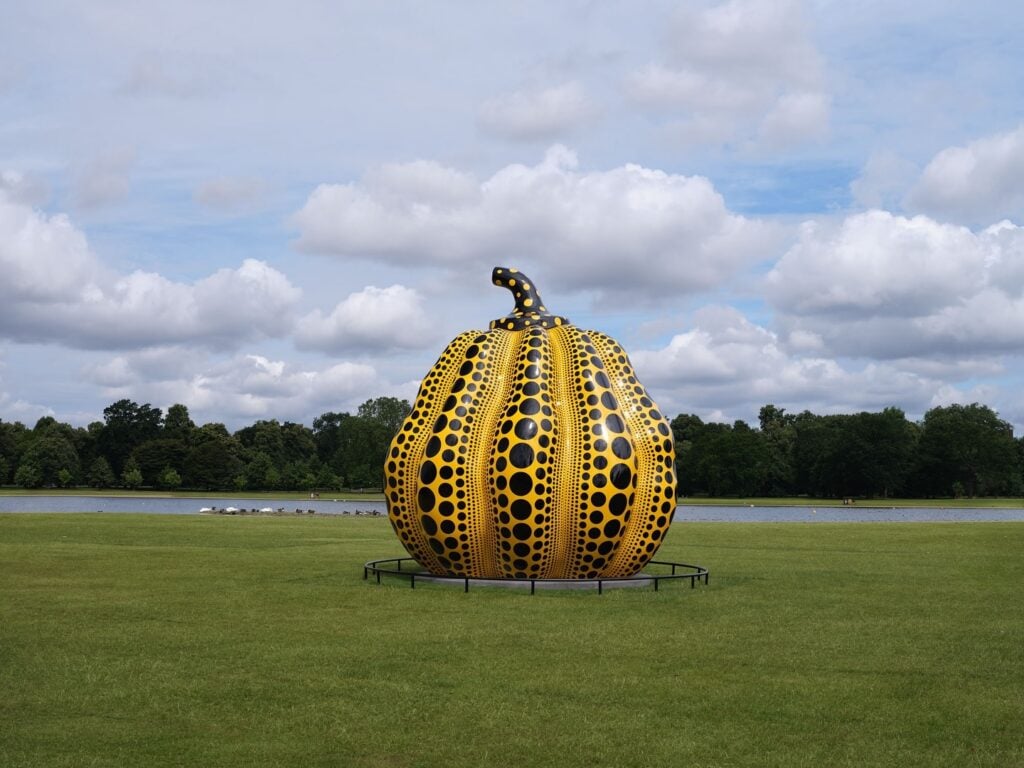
[385,267,676,579]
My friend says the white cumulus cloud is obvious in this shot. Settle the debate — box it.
[630,305,971,424]
[905,124,1024,225]
[292,146,779,298]
[0,191,301,349]
[623,0,829,150]
[766,211,1024,358]
[84,349,385,427]
[295,284,435,353]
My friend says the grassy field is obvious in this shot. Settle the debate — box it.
[1,514,1022,767]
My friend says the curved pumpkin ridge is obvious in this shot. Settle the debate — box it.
[386,330,478,574]
[590,331,677,577]
[547,326,579,578]
[414,329,518,577]
[488,326,559,579]
[551,325,637,578]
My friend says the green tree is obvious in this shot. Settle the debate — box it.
[312,409,396,490]
[313,411,346,462]
[130,439,187,485]
[121,457,143,489]
[163,404,196,443]
[157,466,182,491]
[671,413,704,497]
[758,404,796,496]
[0,419,29,480]
[315,465,341,491]
[57,468,74,488]
[98,399,163,475]
[243,452,278,491]
[21,435,80,487]
[183,435,244,490]
[14,461,43,488]
[792,412,845,497]
[692,420,768,497]
[357,397,411,438]
[235,420,285,465]
[89,456,116,488]
[914,404,1019,496]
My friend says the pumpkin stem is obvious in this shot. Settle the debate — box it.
[490,267,570,331]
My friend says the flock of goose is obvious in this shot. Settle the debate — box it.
[198,506,383,516]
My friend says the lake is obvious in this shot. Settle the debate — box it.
[2,495,1023,521]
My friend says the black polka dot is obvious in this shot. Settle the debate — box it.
[611,437,632,459]
[417,487,435,513]
[419,462,437,484]
[610,464,632,490]
[509,472,533,496]
[512,523,532,541]
[609,493,628,516]
[520,398,540,415]
[421,515,437,535]
[515,418,538,439]
[511,499,532,520]
[509,443,534,468]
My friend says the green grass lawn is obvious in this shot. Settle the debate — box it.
[1,514,1022,767]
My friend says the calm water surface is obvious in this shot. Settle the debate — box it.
[2,496,1023,521]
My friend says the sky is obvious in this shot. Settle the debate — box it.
[3,0,1024,433]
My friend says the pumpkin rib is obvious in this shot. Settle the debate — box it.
[463,327,519,577]
[547,325,581,578]
[413,329,519,577]
[590,331,677,577]
[386,330,479,574]
[487,327,558,579]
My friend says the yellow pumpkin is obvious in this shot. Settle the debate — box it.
[384,267,676,579]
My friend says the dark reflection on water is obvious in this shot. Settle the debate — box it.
[1,496,1023,521]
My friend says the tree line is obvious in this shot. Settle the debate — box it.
[0,397,410,493]
[675,404,1024,499]
[1,398,1022,498]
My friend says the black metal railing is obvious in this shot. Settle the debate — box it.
[363,557,709,594]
